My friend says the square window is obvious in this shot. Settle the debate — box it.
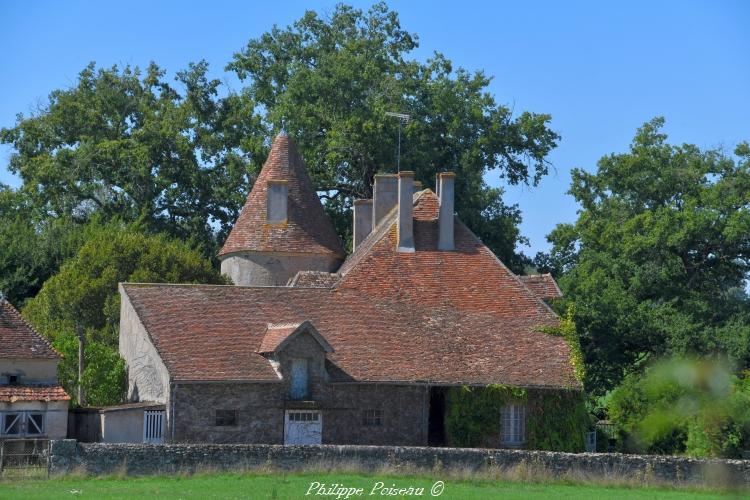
[215,410,238,426]
[362,409,382,426]
[27,413,44,435]
[8,375,19,385]
[2,412,21,435]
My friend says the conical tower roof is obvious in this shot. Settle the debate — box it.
[219,133,345,258]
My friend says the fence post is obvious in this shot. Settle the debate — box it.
[46,440,51,478]
[1,440,4,474]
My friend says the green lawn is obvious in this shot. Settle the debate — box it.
[0,472,739,499]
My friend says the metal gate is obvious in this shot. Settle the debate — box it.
[0,439,49,479]
[143,410,165,444]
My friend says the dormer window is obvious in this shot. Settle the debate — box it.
[267,179,288,223]
[290,358,309,400]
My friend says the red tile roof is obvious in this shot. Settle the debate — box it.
[0,299,60,360]
[520,274,563,301]
[123,192,578,389]
[0,385,70,402]
[219,133,345,258]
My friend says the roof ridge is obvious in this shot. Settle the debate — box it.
[336,189,431,278]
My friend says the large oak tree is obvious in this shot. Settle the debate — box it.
[539,118,750,397]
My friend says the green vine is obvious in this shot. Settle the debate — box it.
[537,304,585,383]
[525,389,590,452]
[444,385,526,447]
[444,386,590,452]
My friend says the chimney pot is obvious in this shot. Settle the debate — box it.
[397,171,415,253]
[353,199,373,250]
[372,174,398,228]
[438,172,455,251]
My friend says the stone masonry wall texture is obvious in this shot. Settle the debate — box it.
[49,441,750,487]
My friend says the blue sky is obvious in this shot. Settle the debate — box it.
[1,1,748,257]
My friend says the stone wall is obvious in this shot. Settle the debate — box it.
[219,251,342,287]
[171,330,428,446]
[172,382,428,446]
[49,440,750,487]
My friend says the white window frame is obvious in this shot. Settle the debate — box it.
[500,403,526,447]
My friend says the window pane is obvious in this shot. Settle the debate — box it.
[215,410,238,426]
[27,413,44,434]
[3,413,21,435]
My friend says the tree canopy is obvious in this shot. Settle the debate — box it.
[0,62,264,255]
[23,224,227,405]
[540,118,750,397]
[228,1,559,267]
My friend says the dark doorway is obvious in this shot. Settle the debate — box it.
[428,386,446,446]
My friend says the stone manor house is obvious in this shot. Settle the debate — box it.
[118,132,578,446]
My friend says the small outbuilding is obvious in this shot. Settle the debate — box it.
[0,298,70,443]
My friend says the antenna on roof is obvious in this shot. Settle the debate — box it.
[385,112,410,172]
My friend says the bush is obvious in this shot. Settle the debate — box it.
[606,358,750,457]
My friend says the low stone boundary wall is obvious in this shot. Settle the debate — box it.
[49,440,750,487]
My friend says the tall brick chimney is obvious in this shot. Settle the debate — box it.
[438,172,455,251]
[397,171,415,253]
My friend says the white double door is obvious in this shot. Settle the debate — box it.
[284,410,322,445]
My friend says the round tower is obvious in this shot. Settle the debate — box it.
[218,132,345,286]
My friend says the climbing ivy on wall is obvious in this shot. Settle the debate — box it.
[538,304,585,383]
[444,385,527,448]
[525,389,590,452]
[444,385,590,452]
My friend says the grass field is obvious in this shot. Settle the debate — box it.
[0,471,741,499]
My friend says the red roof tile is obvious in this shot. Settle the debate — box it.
[0,385,69,402]
[123,192,577,388]
[520,274,563,301]
[287,271,340,288]
[0,299,60,360]
[219,133,345,258]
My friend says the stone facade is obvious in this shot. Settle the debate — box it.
[220,251,342,287]
[172,383,427,446]
[49,440,750,487]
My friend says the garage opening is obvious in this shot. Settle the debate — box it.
[427,386,446,446]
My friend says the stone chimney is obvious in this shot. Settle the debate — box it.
[397,171,415,253]
[353,199,373,250]
[266,179,288,223]
[372,174,398,228]
[438,172,455,251]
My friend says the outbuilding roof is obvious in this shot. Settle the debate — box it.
[219,133,345,258]
[0,385,70,402]
[122,191,578,389]
[0,298,60,360]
